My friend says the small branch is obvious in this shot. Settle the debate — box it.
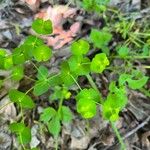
[123,116,150,140]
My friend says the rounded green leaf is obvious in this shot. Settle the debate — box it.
[9,89,35,109]
[12,48,26,65]
[11,65,24,81]
[90,53,109,73]
[4,56,13,70]
[76,88,101,103]
[9,122,25,133]
[71,39,90,56]
[33,45,52,62]
[20,127,31,144]
[32,18,53,35]
[68,56,91,76]
[77,98,96,119]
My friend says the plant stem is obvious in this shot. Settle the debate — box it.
[110,121,126,150]
[55,137,58,150]
[69,74,82,90]
[111,55,150,59]
[58,96,64,114]
[86,74,99,92]
[19,133,26,150]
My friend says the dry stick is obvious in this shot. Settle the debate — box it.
[123,116,150,140]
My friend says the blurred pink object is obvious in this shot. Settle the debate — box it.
[36,5,81,49]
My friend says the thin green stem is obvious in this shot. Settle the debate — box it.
[86,74,99,92]
[24,75,36,82]
[58,96,64,114]
[69,74,82,90]
[19,133,26,150]
[111,121,126,150]
[55,137,58,150]
[111,55,150,59]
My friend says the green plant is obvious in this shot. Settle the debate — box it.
[82,0,110,12]
[0,8,149,149]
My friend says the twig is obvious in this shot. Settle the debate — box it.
[123,116,150,140]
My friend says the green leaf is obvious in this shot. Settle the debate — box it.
[119,73,132,86]
[33,80,50,96]
[71,39,90,56]
[24,36,44,49]
[102,83,127,121]
[9,89,35,109]
[47,115,61,137]
[33,45,52,62]
[68,56,91,76]
[9,122,25,133]
[32,18,53,35]
[48,73,63,86]
[127,76,149,89]
[19,127,31,144]
[117,46,129,58]
[77,98,96,118]
[12,47,26,65]
[0,49,7,56]
[4,56,13,70]
[60,61,77,86]
[37,65,49,80]
[90,29,112,50]
[90,53,109,73]
[11,65,24,81]
[0,49,7,69]
[60,106,73,122]
[82,0,109,12]
[76,88,101,102]
[40,107,56,123]
[49,86,63,101]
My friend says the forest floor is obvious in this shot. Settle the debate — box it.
[0,0,150,150]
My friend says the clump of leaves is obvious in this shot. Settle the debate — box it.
[102,82,127,121]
